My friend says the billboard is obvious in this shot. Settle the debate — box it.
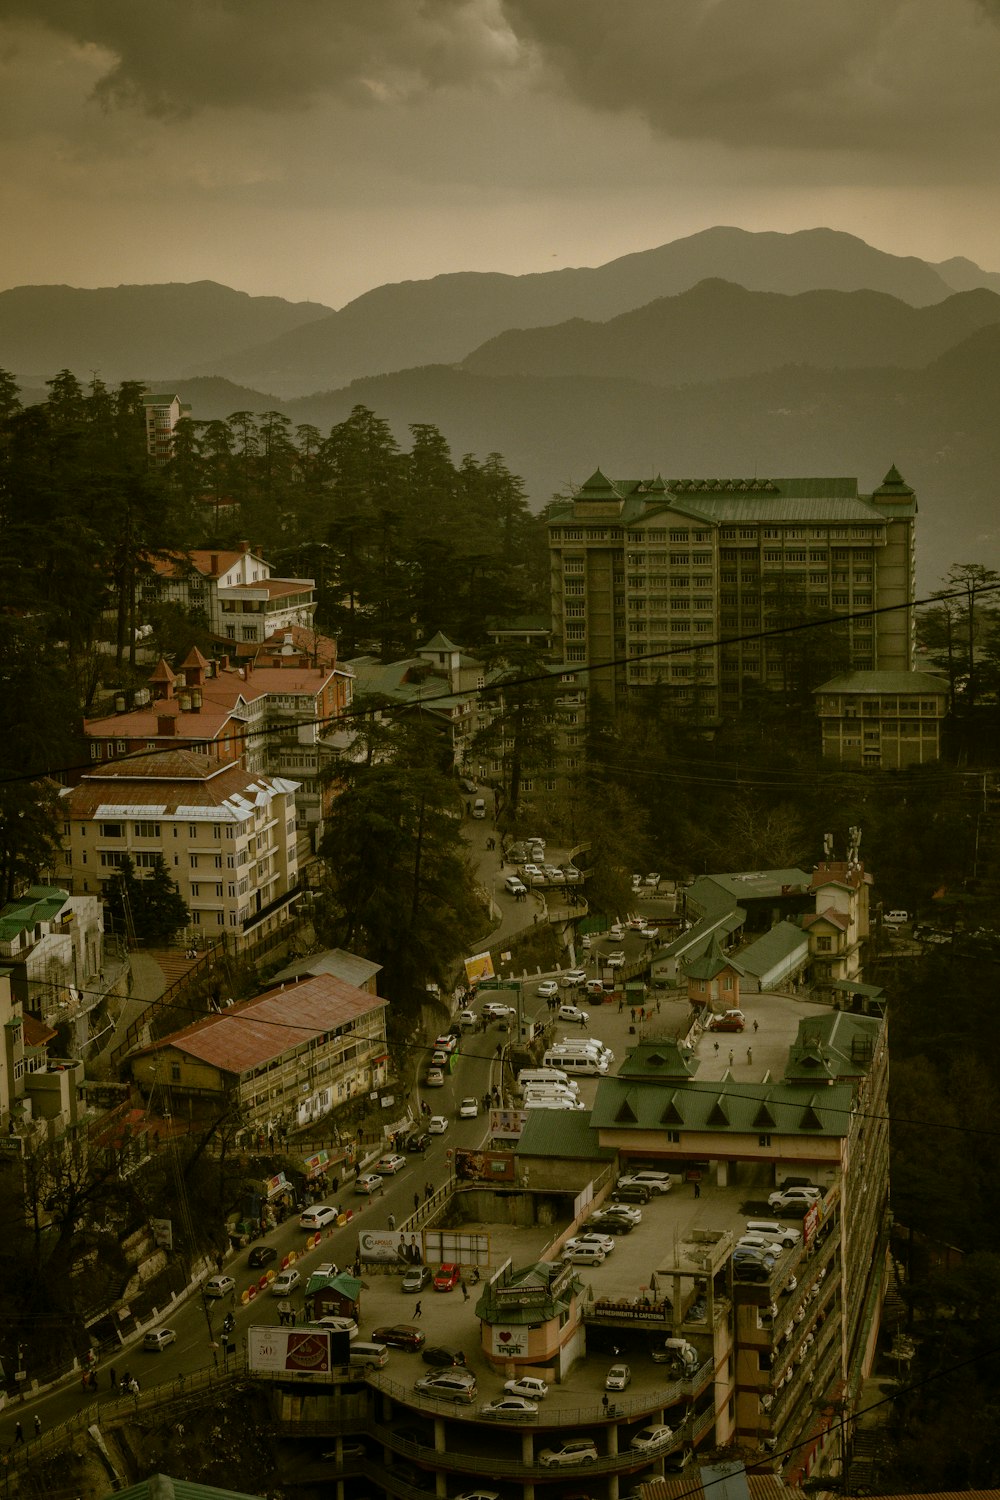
[248,1326,331,1374]
[455,1148,515,1183]
[464,951,496,986]
[358,1228,426,1266]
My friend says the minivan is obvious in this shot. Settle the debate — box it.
[472,798,487,819]
[543,1049,608,1075]
[349,1340,389,1369]
[554,1037,614,1062]
[523,1087,586,1110]
[562,1243,606,1266]
[517,1067,576,1091]
[884,909,909,926]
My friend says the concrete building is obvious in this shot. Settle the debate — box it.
[146,544,316,645]
[547,465,917,718]
[814,669,949,768]
[0,968,85,1152]
[127,972,389,1135]
[0,884,106,1041]
[142,392,190,466]
[55,751,301,945]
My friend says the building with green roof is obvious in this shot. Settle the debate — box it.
[547,466,916,716]
[814,668,949,767]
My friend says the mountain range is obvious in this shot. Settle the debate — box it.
[4,224,1000,585]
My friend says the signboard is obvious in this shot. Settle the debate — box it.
[455,1148,515,1183]
[150,1216,173,1250]
[489,1107,528,1140]
[248,1326,331,1374]
[490,1325,529,1356]
[262,1171,290,1199]
[464,951,496,986]
[358,1229,426,1266]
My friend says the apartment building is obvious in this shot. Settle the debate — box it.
[127,971,389,1135]
[55,751,300,944]
[0,885,105,1041]
[814,669,949,768]
[147,543,316,645]
[142,392,190,466]
[547,466,917,718]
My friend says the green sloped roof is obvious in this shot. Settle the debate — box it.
[653,909,745,962]
[590,1077,853,1137]
[737,920,810,979]
[514,1111,615,1160]
[618,1039,699,1081]
[683,932,746,981]
[0,886,70,943]
[111,1476,265,1500]
[783,1010,883,1083]
[421,630,460,652]
[814,670,949,696]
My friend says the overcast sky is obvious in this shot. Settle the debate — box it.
[4,0,1000,307]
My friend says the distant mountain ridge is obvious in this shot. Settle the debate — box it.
[0,280,331,387]
[460,280,1000,386]
[4,226,999,398]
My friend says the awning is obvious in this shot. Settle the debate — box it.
[829,979,884,998]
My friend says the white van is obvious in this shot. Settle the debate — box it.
[472,797,487,819]
[349,1341,389,1369]
[523,1088,586,1110]
[884,909,909,926]
[543,1049,608,1075]
[517,1067,576,1091]
[561,1243,606,1266]
[524,1096,580,1110]
[554,1037,615,1062]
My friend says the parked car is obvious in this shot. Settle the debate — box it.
[617,1169,672,1195]
[310,1314,358,1338]
[611,1181,651,1204]
[639,924,659,939]
[421,1345,465,1367]
[539,1439,599,1467]
[434,1262,461,1292]
[587,1213,634,1236]
[143,1328,177,1352]
[355,1174,383,1194]
[271,1268,301,1296]
[631,1423,675,1453]
[300,1204,340,1229]
[605,1362,631,1391]
[884,909,909,926]
[458,1097,479,1118]
[564,1232,615,1254]
[738,1232,784,1258]
[504,876,527,896]
[482,1002,514,1020]
[414,1372,477,1403]
[248,1245,277,1268]
[376,1153,407,1175]
[562,968,587,987]
[313,1261,338,1279]
[707,1008,746,1032]
[645,872,661,887]
[481,1395,539,1419]
[557,1004,590,1024]
[767,1185,822,1212]
[428,1115,448,1134]
[204,1274,235,1299]
[503,1375,549,1399]
[372,1324,426,1350]
[592,1201,642,1224]
[406,1131,431,1153]
[402,1265,433,1293]
[606,951,626,969]
[537,980,559,1000]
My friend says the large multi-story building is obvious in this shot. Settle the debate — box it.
[547,466,917,718]
[146,544,316,645]
[55,751,301,946]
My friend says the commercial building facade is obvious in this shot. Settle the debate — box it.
[547,466,917,718]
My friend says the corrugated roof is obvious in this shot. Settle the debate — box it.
[737,920,809,978]
[130,974,386,1074]
[641,1476,802,1500]
[272,948,382,987]
[112,1473,265,1500]
[514,1111,616,1160]
[590,1075,853,1137]
[64,755,297,822]
[0,886,70,942]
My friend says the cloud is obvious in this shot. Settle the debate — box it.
[3,0,522,115]
[500,0,1000,164]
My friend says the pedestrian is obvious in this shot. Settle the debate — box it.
[753,1018,759,1033]
[89,1370,98,1391]
[110,1366,117,1389]
[713,1041,719,1054]
[425,1182,433,1201]
[602,1393,610,1414]
[14,1422,23,1444]
[414,1300,422,1320]
[290,1309,297,1327]
[630,1008,636,1024]
[33,1415,41,1438]
[728,1049,734,1067]
[655,998,661,1014]
[413,1191,420,1213]
[747,1046,753,1064]
[618,997,623,1013]
[461,1277,469,1302]
[388,1213,396,1231]
[694,1179,701,1198]
[466,800,471,814]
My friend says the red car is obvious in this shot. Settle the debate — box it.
[434,1262,462,1292]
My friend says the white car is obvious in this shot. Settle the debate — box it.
[310,1314,358,1338]
[557,1004,589,1024]
[300,1204,340,1229]
[606,951,626,969]
[523,863,543,878]
[605,1362,631,1391]
[482,1002,515,1020]
[564,1232,615,1254]
[539,1439,599,1467]
[204,1274,235,1299]
[537,980,559,1000]
[631,1423,675,1453]
[591,1202,642,1225]
[375,1153,407,1175]
[271,1268,301,1296]
[768,1185,822,1212]
[617,1169,672,1195]
[580,934,592,949]
[640,924,659,939]
[458,1097,479,1118]
[428,1115,449,1134]
[355,1174,383,1194]
[503,1375,549,1400]
[738,1233,784,1258]
[543,865,563,881]
[561,968,587,987]
[645,872,661,887]
[143,1328,177,1352]
[504,876,527,896]
[562,867,583,883]
[480,1395,539,1419]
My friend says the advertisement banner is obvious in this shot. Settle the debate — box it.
[358,1228,426,1266]
[464,951,496,986]
[488,1107,527,1140]
[248,1326,331,1374]
[455,1148,515,1183]
[491,1325,529,1356]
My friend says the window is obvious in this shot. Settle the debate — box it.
[816,936,832,952]
[100,822,124,839]
[134,821,160,838]
[758,1134,772,1147]
[100,851,125,868]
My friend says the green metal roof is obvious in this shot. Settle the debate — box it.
[590,1075,853,1138]
[736,920,809,979]
[0,886,70,943]
[618,1039,700,1081]
[515,1111,616,1160]
[783,1010,883,1083]
[111,1475,265,1500]
[682,932,746,981]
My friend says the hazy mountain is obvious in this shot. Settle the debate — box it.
[195,227,966,397]
[0,281,331,387]
[461,281,1000,386]
[933,256,1000,297]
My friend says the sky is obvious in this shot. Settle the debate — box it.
[4,0,1000,309]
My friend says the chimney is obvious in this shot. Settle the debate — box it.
[157,715,176,737]
[178,693,192,712]
[190,689,202,713]
[239,540,250,554]
[210,553,219,575]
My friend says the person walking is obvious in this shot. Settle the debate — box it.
[388,1213,396,1231]
[33,1415,41,1438]
[413,1191,420,1214]
[728,1049,734,1066]
[14,1422,23,1444]
[414,1300,422,1320]
[460,1276,469,1302]
[747,1046,753,1064]
[753,1018,759,1033]
[694,1179,701,1198]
